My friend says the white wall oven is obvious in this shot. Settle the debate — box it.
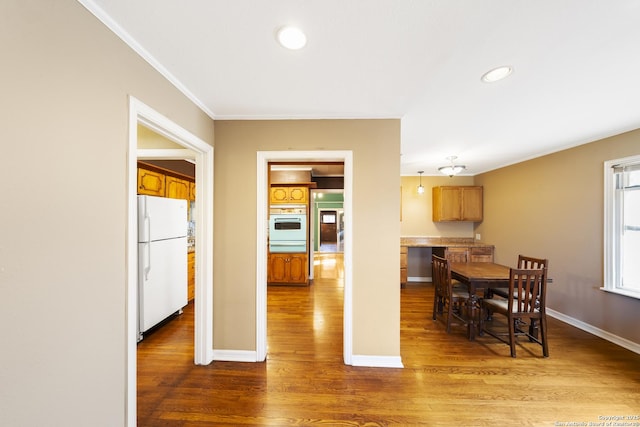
[269,206,307,253]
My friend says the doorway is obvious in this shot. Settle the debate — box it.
[126,97,214,426]
[257,151,353,365]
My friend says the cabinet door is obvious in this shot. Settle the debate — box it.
[400,246,408,285]
[288,187,308,204]
[138,168,165,196]
[187,252,195,301]
[166,176,190,200]
[268,254,288,282]
[433,186,462,221]
[270,187,289,204]
[461,187,483,221]
[189,182,196,201]
[288,254,307,283]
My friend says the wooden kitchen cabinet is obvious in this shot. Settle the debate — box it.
[137,167,166,196]
[268,253,308,285]
[189,182,196,201]
[400,246,408,286]
[166,176,191,200]
[470,246,494,262]
[432,186,483,222]
[270,186,308,204]
[187,251,195,301]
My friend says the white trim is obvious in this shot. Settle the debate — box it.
[212,350,259,363]
[547,309,640,355]
[351,355,404,368]
[77,0,215,119]
[137,148,196,160]
[257,151,354,365]
[603,154,640,299]
[127,97,214,427]
[408,276,432,283]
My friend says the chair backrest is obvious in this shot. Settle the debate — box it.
[445,248,469,263]
[432,255,453,299]
[517,255,548,270]
[508,267,548,314]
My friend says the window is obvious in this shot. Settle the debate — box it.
[604,155,640,298]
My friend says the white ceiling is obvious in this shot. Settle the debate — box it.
[81,0,640,176]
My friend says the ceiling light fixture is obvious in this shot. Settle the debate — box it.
[481,65,513,83]
[276,26,307,50]
[438,156,466,177]
[417,171,425,194]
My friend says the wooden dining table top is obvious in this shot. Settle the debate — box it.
[449,262,511,283]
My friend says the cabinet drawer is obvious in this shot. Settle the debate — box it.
[470,246,494,262]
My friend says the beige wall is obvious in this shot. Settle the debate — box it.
[1,1,214,425]
[401,175,476,278]
[475,129,640,344]
[213,120,401,357]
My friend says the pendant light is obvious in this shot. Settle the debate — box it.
[438,156,466,177]
[417,171,425,194]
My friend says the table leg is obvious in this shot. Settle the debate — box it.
[467,293,478,341]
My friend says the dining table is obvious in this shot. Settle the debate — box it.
[449,262,511,340]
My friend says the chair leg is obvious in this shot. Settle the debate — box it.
[446,300,453,333]
[540,315,549,357]
[508,317,517,358]
[528,319,539,341]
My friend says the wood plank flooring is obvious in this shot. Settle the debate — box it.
[137,253,640,426]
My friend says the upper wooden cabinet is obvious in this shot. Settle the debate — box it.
[270,186,308,204]
[189,182,196,201]
[166,176,191,200]
[432,186,483,222]
[137,162,194,201]
[137,167,166,196]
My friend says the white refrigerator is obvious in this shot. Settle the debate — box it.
[137,195,188,340]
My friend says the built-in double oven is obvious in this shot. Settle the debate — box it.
[269,206,307,253]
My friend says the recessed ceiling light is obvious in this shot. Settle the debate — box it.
[481,65,513,83]
[276,26,307,50]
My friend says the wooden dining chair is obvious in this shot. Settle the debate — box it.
[479,267,549,357]
[491,255,548,299]
[489,255,548,338]
[431,255,472,333]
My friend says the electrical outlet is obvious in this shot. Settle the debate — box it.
[475,233,481,240]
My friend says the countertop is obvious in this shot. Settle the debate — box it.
[400,236,493,248]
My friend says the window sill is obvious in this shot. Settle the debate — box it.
[600,286,640,300]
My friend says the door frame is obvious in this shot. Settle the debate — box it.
[256,151,353,364]
[126,97,214,426]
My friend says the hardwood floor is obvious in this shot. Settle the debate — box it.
[138,253,640,426]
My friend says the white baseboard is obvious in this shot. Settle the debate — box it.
[408,276,431,283]
[547,308,640,355]
[351,355,404,368]
[212,349,259,362]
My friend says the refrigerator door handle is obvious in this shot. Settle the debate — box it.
[143,212,152,279]
[144,242,151,280]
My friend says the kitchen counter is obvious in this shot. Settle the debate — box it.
[401,236,493,248]
[400,236,495,285]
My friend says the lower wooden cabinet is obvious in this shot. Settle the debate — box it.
[187,251,195,301]
[400,246,408,286]
[400,244,494,286]
[268,253,308,285]
[470,246,494,262]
